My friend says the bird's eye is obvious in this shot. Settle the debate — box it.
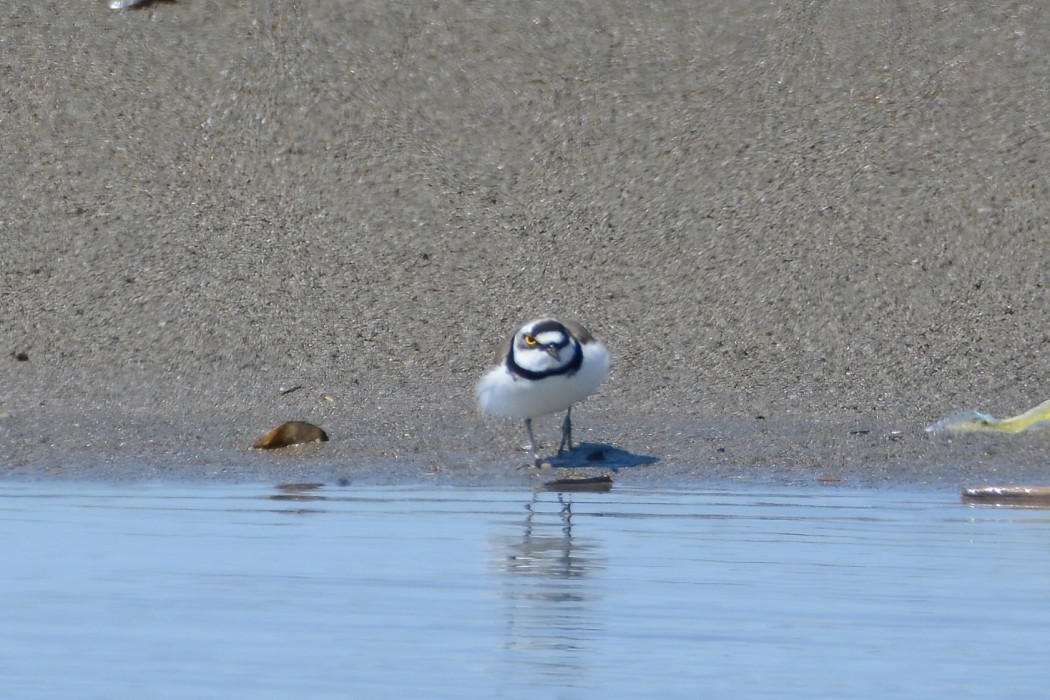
[524,334,538,346]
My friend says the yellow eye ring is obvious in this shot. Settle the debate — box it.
[524,334,538,346]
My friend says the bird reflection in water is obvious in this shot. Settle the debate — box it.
[494,491,607,685]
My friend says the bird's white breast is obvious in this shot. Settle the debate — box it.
[477,341,610,418]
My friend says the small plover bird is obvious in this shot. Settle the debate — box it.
[477,318,610,458]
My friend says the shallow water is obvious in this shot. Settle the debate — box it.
[2,482,1048,699]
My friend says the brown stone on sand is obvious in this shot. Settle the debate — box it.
[252,421,329,449]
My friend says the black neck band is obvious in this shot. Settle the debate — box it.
[507,342,583,380]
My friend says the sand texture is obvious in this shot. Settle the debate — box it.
[3,1,1050,486]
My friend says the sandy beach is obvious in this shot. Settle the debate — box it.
[3,1,1049,486]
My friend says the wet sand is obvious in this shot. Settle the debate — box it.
[3,2,1049,486]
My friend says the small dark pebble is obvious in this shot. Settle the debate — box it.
[12,351,29,361]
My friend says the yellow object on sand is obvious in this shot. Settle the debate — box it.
[925,398,1050,435]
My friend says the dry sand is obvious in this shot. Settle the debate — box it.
[3,1,1049,487]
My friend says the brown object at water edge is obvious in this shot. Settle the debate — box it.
[962,486,1050,507]
[542,475,614,492]
[252,421,329,449]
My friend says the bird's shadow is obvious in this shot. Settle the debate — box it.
[542,442,659,470]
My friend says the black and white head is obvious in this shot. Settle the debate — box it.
[505,318,590,379]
